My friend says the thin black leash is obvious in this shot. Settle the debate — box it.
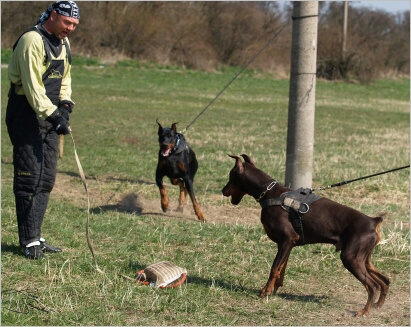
[180,19,292,134]
[312,165,410,191]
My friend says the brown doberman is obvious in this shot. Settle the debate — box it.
[155,120,204,222]
[222,154,390,316]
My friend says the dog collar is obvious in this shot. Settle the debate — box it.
[256,180,277,202]
[174,135,181,149]
[173,134,186,154]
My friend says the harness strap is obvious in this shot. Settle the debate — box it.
[258,188,321,245]
[259,188,320,211]
[259,197,283,208]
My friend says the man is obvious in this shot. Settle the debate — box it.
[6,1,80,259]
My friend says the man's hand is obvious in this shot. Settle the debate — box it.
[58,100,74,121]
[46,108,71,135]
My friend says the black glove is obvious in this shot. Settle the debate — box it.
[58,100,74,121]
[46,108,71,135]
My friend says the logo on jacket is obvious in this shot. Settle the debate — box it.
[48,69,63,79]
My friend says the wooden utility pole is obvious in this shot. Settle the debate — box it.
[342,1,348,60]
[285,1,318,189]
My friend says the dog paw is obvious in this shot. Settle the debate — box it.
[373,300,385,309]
[197,214,206,223]
[355,309,370,317]
[259,289,272,298]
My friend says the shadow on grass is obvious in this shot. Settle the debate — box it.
[1,243,23,256]
[124,259,329,302]
[91,204,143,215]
[276,292,329,303]
[187,274,258,294]
[90,204,181,219]
[90,204,176,218]
[90,188,145,215]
[89,189,183,219]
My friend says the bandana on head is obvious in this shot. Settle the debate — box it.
[36,1,80,24]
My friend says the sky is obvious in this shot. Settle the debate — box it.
[349,1,410,14]
[280,1,410,15]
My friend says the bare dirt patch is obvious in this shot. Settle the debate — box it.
[54,173,262,226]
[54,171,410,228]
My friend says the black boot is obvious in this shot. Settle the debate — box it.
[24,244,46,260]
[40,240,62,253]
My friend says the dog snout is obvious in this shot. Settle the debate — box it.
[222,183,231,197]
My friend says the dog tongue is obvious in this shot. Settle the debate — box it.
[162,148,171,156]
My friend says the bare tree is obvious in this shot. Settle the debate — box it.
[1,1,409,79]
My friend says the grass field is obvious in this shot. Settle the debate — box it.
[1,57,410,326]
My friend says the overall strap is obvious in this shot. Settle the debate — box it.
[12,26,72,65]
[63,39,72,64]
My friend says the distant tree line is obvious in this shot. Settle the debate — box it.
[1,1,409,82]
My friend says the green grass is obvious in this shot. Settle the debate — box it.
[1,59,409,326]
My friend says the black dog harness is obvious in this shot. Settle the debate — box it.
[259,187,321,244]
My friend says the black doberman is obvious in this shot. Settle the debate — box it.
[222,154,390,316]
[155,119,205,222]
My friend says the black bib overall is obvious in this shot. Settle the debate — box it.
[6,26,69,247]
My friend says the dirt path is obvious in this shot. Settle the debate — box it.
[55,172,262,226]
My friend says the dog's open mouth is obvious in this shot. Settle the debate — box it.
[161,148,172,157]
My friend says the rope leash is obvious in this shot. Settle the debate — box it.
[312,165,410,192]
[180,13,321,133]
[69,132,103,274]
[180,19,292,134]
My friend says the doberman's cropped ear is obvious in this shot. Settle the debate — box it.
[171,122,179,132]
[228,154,244,173]
[156,118,162,131]
[241,154,256,167]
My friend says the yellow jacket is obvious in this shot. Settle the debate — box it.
[8,28,73,119]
